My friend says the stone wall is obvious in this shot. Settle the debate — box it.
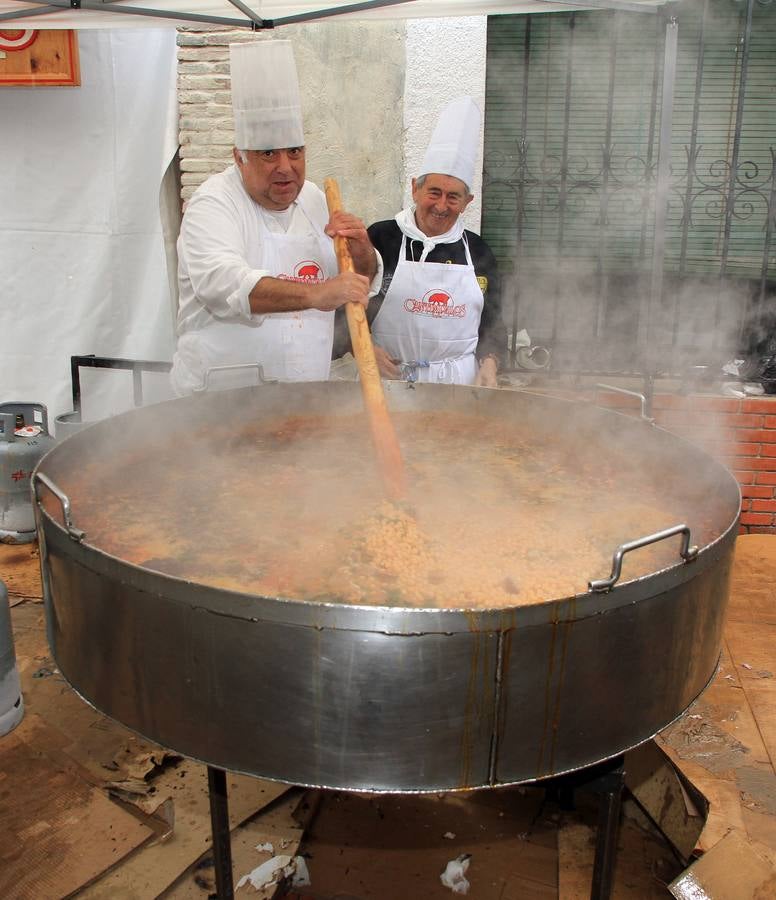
[175,18,489,228]
[176,22,407,226]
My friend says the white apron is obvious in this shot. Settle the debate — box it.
[371,234,483,385]
[171,196,338,394]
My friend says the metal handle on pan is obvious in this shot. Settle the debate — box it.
[596,383,655,423]
[588,524,698,592]
[32,471,85,542]
[197,363,276,392]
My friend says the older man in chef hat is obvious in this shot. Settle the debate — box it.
[171,40,378,395]
[347,96,506,387]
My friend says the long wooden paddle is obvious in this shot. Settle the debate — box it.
[324,178,406,500]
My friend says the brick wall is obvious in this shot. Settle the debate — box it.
[590,390,776,534]
[177,26,244,203]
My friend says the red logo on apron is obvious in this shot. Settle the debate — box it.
[295,261,323,281]
[278,261,324,284]
[404,289,466,318]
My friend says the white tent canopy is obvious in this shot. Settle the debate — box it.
[0,0,664,29]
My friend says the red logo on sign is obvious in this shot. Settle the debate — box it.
[0,30,39,52]
[11,469,27,482]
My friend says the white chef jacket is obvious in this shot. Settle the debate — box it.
[172,165,381,393]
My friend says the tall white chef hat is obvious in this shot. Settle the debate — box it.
[418,96,482,191]
[229,40,305,151]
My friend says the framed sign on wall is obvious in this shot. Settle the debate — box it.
[0,30,80,86]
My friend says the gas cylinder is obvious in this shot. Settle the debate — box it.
[0,402,56,543]
[0,579,24,736]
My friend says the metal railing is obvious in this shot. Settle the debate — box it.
[482,0,776,377]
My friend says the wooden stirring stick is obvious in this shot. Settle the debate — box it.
[324,177,406,500]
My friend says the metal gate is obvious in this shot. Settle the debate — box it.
[482,0,776,377]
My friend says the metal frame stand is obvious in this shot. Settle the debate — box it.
[66,354,172,417]
[206,757,625,900]
[542,754,626,900]
[207,766,235,899]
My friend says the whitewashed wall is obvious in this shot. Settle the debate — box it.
[404,17,488,231]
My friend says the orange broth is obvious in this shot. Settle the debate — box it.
[64,411,720,609]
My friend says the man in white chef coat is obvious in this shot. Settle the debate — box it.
[171,40,378,395]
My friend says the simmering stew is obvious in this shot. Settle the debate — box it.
[64,411,721,609]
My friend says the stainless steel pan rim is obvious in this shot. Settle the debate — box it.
[35,507,737,635]
[33,380,740,634]
[36,374,741,635]
[47,628,724,794]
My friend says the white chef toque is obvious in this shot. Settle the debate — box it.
[418,96,482,191]
[229,40,305,151]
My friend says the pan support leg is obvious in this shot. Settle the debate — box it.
[541,754,625,900]
[589,756,625,900]
[206,757,623,900]
[207,765,235,899]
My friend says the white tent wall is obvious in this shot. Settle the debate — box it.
[0,29,178,426]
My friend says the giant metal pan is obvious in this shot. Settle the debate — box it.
[33,382,740,792]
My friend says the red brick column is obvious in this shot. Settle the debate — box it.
[590,390,776,534]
